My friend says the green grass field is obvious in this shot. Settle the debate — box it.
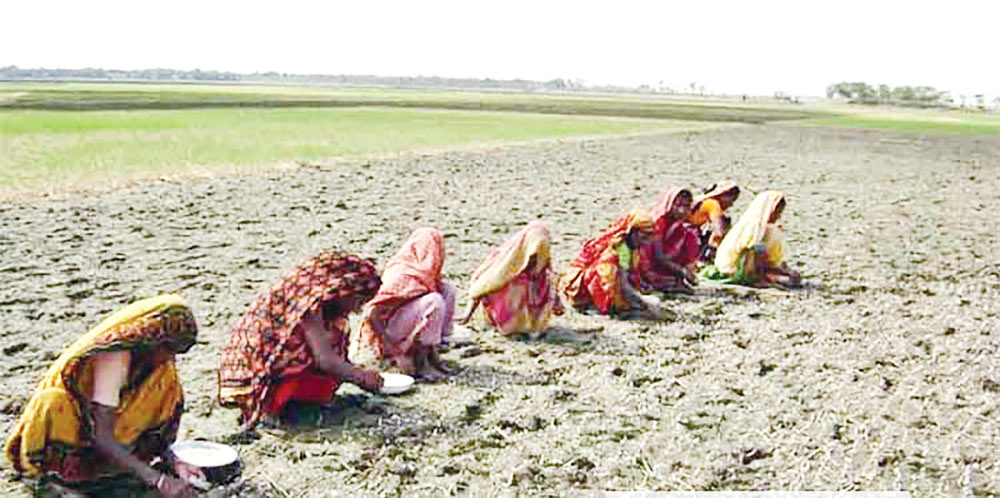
[3,82,997,197]
[8,82,816,197]
[808,113,1000,135]
[805,103,1000,135]
[0,106,717,196]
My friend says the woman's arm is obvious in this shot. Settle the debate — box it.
[88,351,194,497]
[756,231,800,287]
[457,299,479,324]
[366,305,393,337]
[90,404,194,497]
[300,313,383,392]
[709,213,727,246]
[646,251,696,287]
[649,228,697,284]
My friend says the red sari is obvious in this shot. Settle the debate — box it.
[639,186,700,291]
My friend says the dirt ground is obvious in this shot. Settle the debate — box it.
[1,124,998,497]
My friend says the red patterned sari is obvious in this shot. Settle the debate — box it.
[218,251,380,429]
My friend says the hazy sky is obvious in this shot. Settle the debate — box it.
[5,0,997,96]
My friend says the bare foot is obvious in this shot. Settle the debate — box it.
[428,349,453,375]
[417,366,446,382]
[393,356,418,376]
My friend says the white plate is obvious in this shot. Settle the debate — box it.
[380,372,415,395]
[170,441,239,468]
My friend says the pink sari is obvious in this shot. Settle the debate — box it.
[468,220,562,334]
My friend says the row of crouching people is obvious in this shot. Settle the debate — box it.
[4,184,800,496]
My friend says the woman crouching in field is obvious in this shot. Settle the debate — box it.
[558,209,672,319]
[703,190,802,288]
[359,228,456,381]
[688,182,740,261]
[6,295,199,498]
[218,251,384,430]
[460,220,563,336]
[639,186,701,292]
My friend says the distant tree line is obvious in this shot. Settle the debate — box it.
[0,66,242,82]
[826,81,973,108]
[0,65,623,93]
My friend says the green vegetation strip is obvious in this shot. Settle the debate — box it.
[0,107,714,196]
[808,114,1000,135]
[0,82,827,123]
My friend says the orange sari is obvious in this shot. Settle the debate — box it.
[558,209,653,314]
[690,182,739,260]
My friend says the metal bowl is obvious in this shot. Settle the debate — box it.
[169,440,242,486]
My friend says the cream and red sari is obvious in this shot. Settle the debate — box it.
[706,190,787,284]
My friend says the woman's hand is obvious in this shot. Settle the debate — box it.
[156,474,197,498]
[174,460,209,489]
[349,367,384,392]
[709,232,724,247]
[672,265,696,286]
[683,267,697,285]
[780,265,802,286]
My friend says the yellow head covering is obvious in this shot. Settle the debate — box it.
[714,191,785,274]
[468,220,552,299]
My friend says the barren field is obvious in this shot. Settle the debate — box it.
[1,124,998,497]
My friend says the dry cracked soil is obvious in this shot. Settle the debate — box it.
[1,124,998,497]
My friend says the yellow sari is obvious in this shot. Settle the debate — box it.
[710,191,787,283]
[5,294,197,483]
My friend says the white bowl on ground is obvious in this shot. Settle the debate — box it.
[380,372,415,395]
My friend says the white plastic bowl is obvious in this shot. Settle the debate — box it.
[380,372,415,395]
